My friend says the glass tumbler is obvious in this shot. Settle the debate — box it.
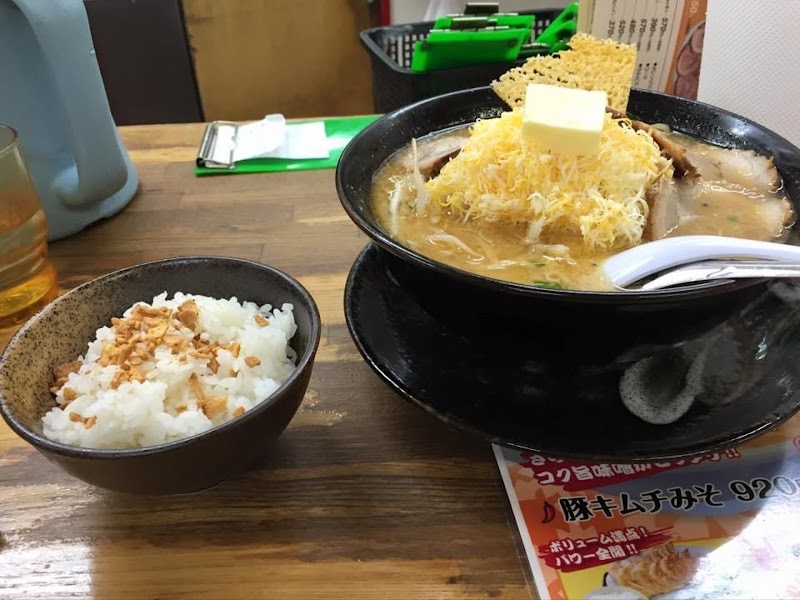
[0,124,58,329]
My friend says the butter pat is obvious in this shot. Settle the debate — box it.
[522,83,607,156]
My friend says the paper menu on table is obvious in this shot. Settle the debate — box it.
[493,413,800,600]
[579,0,707,99]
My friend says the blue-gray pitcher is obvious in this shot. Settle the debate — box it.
[0,0,139,240]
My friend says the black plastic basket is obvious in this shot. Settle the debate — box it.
[360,9,563,113]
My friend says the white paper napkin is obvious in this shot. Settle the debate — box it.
[233,114,329,163]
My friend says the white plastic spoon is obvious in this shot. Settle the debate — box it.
[638,261,800,291]
[604,235,800,289]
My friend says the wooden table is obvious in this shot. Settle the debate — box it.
[0,125,533,600]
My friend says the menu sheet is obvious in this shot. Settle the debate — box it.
[579,0,708,99]
[493,413,800,599]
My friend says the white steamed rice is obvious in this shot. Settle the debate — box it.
[42,292,298,449]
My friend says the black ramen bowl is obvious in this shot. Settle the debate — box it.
[336,87,800,360]
[0,257,321,495]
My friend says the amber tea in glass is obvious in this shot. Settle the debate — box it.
[0,124,58,329]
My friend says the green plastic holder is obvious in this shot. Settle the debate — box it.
[194,115,380,177]
[410,2,579,73]
[524,2,578,57]
[431,14,535,30]
[410,25,532,72]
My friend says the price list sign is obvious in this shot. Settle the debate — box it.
[582,0,708,99]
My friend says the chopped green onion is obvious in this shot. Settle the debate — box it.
[532,280,564,290]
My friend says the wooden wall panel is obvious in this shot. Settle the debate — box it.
[183,0,377,121]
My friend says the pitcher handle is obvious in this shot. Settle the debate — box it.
[17,0,127,207]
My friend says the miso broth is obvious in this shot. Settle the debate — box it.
[371,126,794,291]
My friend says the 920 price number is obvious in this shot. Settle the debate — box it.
[729,476,800,502]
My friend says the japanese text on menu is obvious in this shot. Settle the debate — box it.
[590,0,685,91]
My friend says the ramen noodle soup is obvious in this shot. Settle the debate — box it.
[371,121,793,291]
[370,34,794,292]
